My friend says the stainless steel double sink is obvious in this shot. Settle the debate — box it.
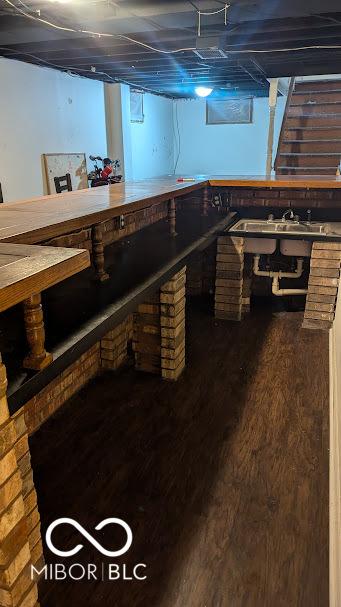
[230,219,332,256]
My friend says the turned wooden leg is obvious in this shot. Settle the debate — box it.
[92,223,109,282]
[0,352,9,424]
[202,186,210,216]
[23,293,53,371]
[168,198,177,237]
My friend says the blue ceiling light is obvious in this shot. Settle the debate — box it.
[195,86,213,98]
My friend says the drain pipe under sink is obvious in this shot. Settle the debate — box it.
[253,255,308,297]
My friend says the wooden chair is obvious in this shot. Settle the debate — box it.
[54,173,72,194]
[0,182,3,203]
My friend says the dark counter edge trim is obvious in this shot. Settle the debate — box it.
[8,212,235,416]
[224,228,341,243]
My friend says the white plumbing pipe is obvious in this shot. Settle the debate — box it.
[253,255,308,297]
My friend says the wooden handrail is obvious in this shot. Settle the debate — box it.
[274,76,295,173]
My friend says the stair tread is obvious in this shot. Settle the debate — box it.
[285,126,341,130]
[293,90,341,96]
[288,113,341,118]
[280,152,341,156]
[291,102,341,107]
[284,139,341,143]
[277,166,337,170]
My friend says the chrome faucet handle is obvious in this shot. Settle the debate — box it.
[307,209,312,223]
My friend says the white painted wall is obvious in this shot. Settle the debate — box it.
[130,92,174,180]
[173,96,286,176]
[0,58,107,202]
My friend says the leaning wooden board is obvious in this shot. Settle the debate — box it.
[0,243,90,311]
[43,153,88,194]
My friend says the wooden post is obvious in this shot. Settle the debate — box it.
[0,354,40,607]
[266,78,279,176]
[202,186,209,216]
[23,293,53,371]
[92,223,109,282]
[168,198,177,237]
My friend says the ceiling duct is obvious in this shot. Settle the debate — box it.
[194,35,228,60]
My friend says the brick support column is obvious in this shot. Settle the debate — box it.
[133,294,162,375]
[215,236,245,321]
[133,267,186,381]
[303,242,341,331]
[0,355,40,607]
[100,316,133,370]
[92,223,109,282]
[160,267,186,381]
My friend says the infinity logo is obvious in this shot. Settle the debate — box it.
[46,518,133,558]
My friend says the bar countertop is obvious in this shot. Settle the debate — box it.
[1,174,341,245]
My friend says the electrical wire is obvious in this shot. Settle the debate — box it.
[4,0,341,58]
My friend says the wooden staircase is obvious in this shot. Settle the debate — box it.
[275,78,341,175]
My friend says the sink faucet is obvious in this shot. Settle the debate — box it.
[282,209,294,221]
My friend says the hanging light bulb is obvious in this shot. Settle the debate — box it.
[195,86,213,98]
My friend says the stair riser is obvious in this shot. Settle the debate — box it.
[295,81,341,92]
[279,155,339,168]
[289,105,341,117]
[284,128,341,140]
[281,142,341,153]
[287,117,341,128]
[292,92,341,104]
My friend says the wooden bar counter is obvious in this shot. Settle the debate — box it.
[0,243,89,370]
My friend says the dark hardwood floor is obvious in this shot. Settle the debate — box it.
[30,301,329,607]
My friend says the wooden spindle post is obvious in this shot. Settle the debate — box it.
[168,198,177,237]
[0,351,9,423]
[23,293,53,371]
[92,223,109,282]
[202,186,209,216]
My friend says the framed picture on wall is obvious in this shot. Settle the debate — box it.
[130,90,144,123]
[206,98,253,125]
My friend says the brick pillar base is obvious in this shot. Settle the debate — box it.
[303,242,341,331]
[133,268,186,381]
[0,355,40,607]
[160,268,186,381]
[100,316,133,370]
[215,236,245,321]
[133,294,162,374]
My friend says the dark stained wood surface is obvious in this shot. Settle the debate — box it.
[31,304,329,607]
[1,175,341,246]
[0,243,90,312]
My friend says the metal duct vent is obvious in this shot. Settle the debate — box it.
[194,36,228,60]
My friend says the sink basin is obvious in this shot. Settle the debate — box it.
[232,219,330,237]
[280,239,312,257]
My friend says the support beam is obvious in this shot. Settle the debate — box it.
[266,78,279,176]
[23,294,53,371]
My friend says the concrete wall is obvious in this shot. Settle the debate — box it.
[173,96,286,176]
[0,58,107,202]
[130,92,174,180]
